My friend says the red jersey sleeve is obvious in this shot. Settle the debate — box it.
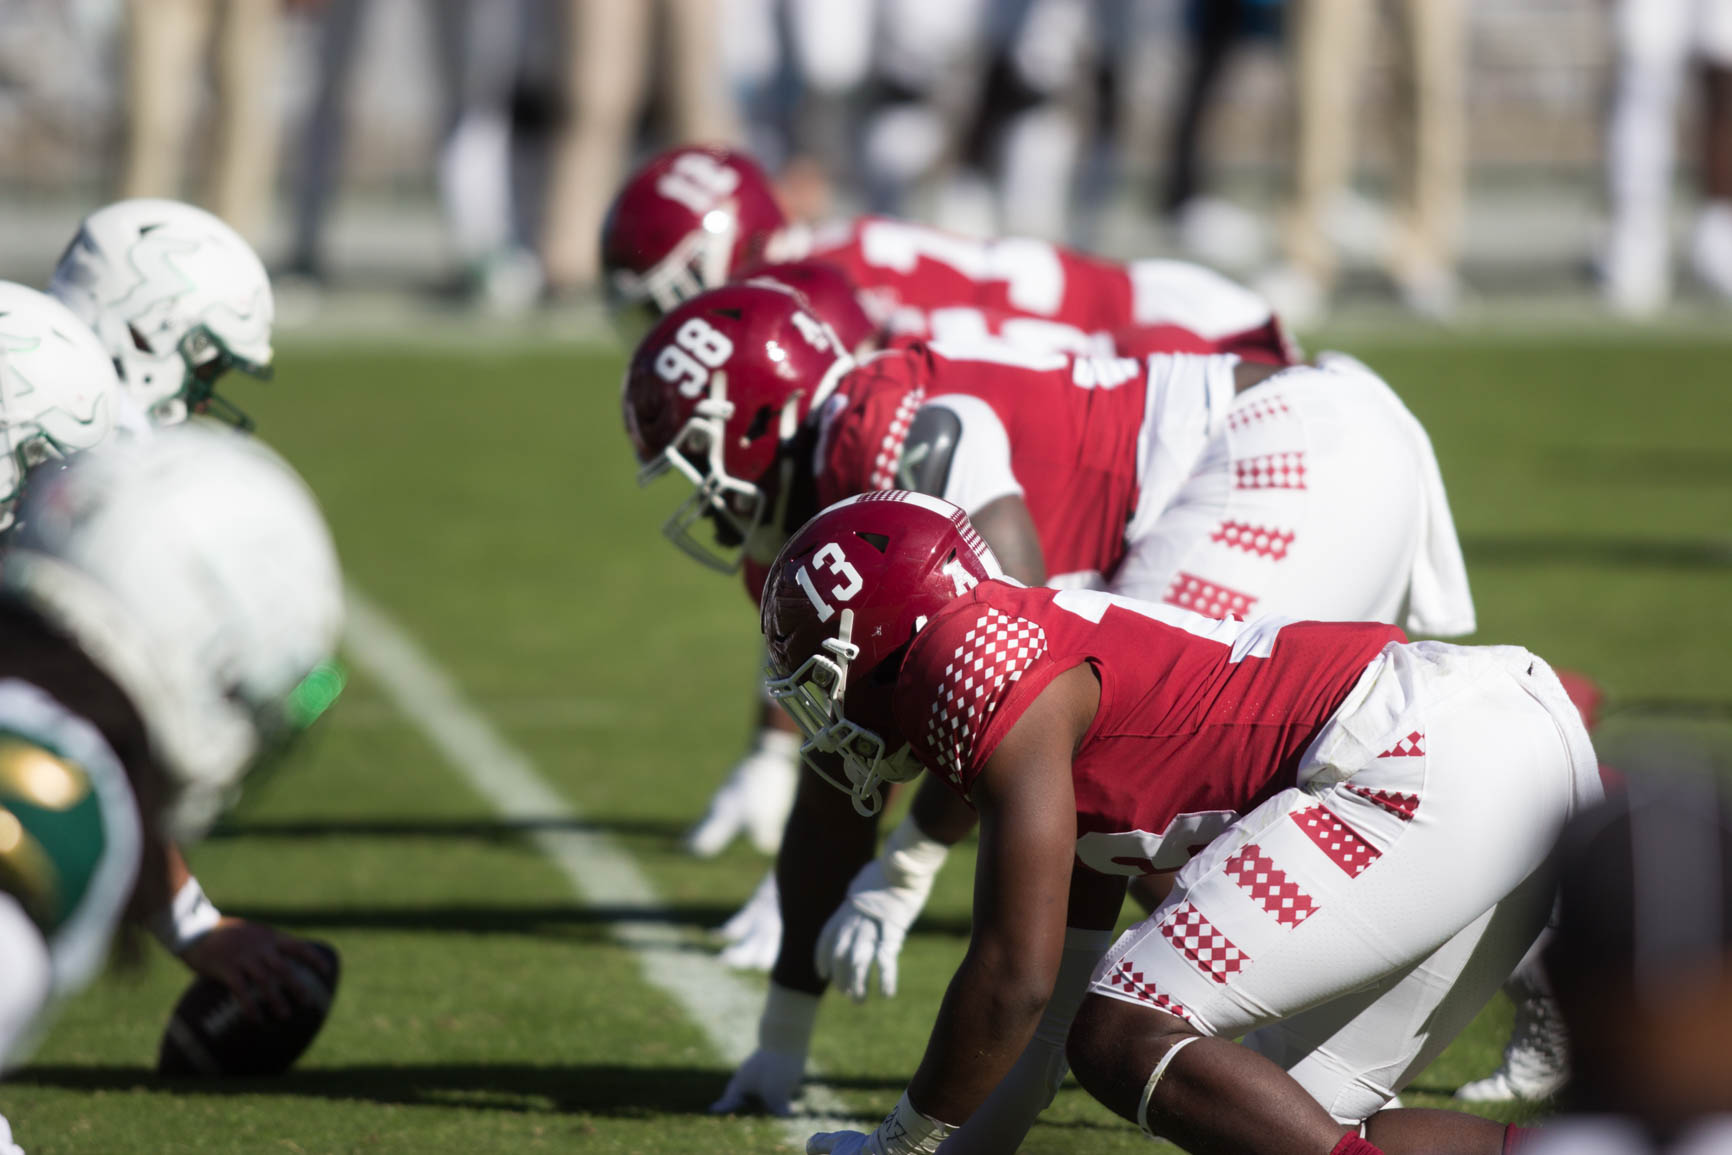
[895,593,1082,798]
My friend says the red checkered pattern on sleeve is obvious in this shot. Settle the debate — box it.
[924,608,1048,788]
[868,387,925,490]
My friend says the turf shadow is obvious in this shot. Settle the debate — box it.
[210,815,691,842]
[9,1064,1131,1129]
[1461,534,1732,571]
[10,1062,733,1116]
[225,901,975,940]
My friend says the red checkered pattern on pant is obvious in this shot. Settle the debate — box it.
[1106,959,1193,1022]
[1345,784,1419,821]
[1378,730,1425,758]
[1160,902,1249,983]
[1162,572,1257,619]
[1226,394,1291,432]
[1209,520,1296,561]
[1224,843,1319,927]
[1292,805,1381,877]
[1235,452,1308,490]
[869,387,925,490]
[924,607,1048,788]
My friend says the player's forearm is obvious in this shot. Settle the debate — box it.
[771,771,879,994]
[906,942,1055,1123]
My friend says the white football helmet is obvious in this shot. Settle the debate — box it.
[0,282,121,531]
[1,424,345,839]
[48,199,274,429]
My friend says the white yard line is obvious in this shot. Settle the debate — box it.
[342,586,861,1145]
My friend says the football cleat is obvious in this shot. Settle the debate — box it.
[621,282,854,572]
[0,282,122,530]
[49,199,274,430]
[1455,972,1570,1103]
[761,491,1003,815]
[601,146,787,327]
[2,423,345,839]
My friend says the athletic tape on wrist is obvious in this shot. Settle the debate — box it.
[1137,1035,1201,1140]
[148,876,222,955]
[877,1090,957,1154]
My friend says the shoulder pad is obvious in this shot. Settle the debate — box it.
[895,405,964,495]
[0,734,110,937]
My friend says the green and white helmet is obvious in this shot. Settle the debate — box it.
[1,424,344,839]
[48,199,273,430]
[0,282,121,531]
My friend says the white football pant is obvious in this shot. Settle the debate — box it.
[1111,357,1475,637]
[1087,641,1603,1122]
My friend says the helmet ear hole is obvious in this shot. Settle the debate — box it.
[742,404,775,442]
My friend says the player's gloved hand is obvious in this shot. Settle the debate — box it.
[686,728,800,858]
[179,918,336,1022]
[718,870,782,972]
[816,815,950,1002]
[710,984,820,1117]
[0,1112,25,1155]
[806,1093,956,1154]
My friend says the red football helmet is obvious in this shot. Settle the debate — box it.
[761,491,1004,815]
[602,146,788,322]
[743,260,878,356]
[622,282,855,571]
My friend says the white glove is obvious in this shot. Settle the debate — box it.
[0,1113,23,1155]
[817,815,950,1002]
[686,728,800,858]
[807,1093,956,1154]
[717,870,782,972]
[710,984,819,1117]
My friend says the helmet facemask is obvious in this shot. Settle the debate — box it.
[766,609,922,817]
[610,211,741,319]
[637,368,814,573]
[173,324,272,432]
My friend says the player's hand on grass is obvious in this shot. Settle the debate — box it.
[685,730,799,858]
[0,1111,24,1155]
[816,818,949,1001]
[711,1046,807,1116]
[806,1130,879,1154]
[178,919,335,1022]
[718,870,781,971]
[711,983,819,1116]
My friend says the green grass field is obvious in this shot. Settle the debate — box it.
[3,330,1730,1153]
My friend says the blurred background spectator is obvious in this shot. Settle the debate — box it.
[540,0,737,297]
[120,0,287,244]
[1256,0,1466,326]
[1601,0,1732,317]
[3,0,1730,328]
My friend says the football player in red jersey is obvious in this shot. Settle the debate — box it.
[601,144,1298,363]
[745,491,1597,1155]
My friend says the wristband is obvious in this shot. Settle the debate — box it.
[759,982,821,1053]
[877,1091,957,1155]
[148,876,222,955]
[883,814,951,885]
[754,727,803,761]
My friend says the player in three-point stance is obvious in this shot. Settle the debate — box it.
[753,490,1598,1155]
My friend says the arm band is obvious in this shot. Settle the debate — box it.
[147,876,222,955]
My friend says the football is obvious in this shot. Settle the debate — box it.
[156,941,340,1078]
